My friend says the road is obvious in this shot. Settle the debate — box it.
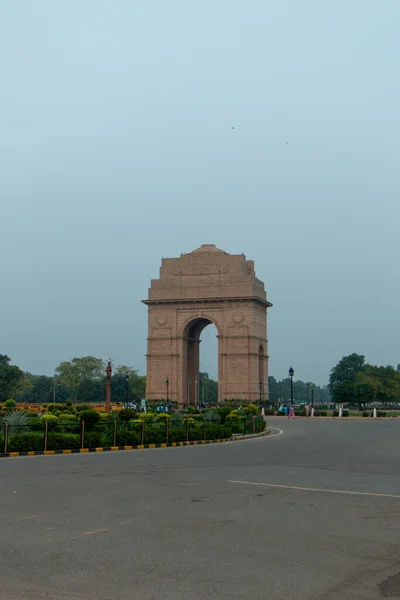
[1,418,400,600]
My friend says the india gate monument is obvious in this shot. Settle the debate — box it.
[143,244,272,405]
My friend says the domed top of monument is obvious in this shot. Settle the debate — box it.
[190,244,227,254]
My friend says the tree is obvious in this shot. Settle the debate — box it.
[76,378,104,404]
[199,373,218,404]
[0,355,25,403]
[329,354,365,403]
[55,357,106,388]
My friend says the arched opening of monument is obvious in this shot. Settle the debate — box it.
[199,322,218,406]
[184,318,218,406]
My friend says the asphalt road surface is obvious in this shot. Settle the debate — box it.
[1,418,400,600]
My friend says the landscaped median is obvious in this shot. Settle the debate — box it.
[0,431,270,459]
[0,403,267,458]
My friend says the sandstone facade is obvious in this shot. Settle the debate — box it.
[143,244,272,405]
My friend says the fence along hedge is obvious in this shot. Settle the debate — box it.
[2,417,266,452]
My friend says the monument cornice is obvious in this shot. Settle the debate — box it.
[142,296,273,308]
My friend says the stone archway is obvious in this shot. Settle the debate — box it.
[142,244,272,405]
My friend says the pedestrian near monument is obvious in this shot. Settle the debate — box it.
[288,405,295,419]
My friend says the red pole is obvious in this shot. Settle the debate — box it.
[4,422,8,453]
[105,361,112,414]
[44,421,48,452]
[81,420,85,449]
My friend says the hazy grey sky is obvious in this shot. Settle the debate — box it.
[1,0,399,385]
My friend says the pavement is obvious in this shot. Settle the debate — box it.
[1,418,400,600]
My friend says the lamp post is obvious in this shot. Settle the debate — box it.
[289,367,294,406]
[259,380,263,402]
[166,378,169,402]
[57,381,61,403]
[32,384,36,404]
[125,372,129,405]
[306,382,310,405]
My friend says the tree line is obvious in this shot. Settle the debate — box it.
[2,352,398,406]
[329,353,400,406]
[0,355,145,405]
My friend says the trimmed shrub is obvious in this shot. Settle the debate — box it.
[156,413,171,421]
[76,404,89,412]
[78,409,100,424]
[4,399,17,409]
[40,414,59,423]
[99,412,112,421]
[59,413,76,421]
[28,417,43,431]
[139,413,156,422]
[118,408,137,422]
[82,431,103,448]
[215,407,232,423]
[362,411,370,417]
[243,403,258,416]
[342,410,350,417]
[8,432,45,451]
[47,433,80,450]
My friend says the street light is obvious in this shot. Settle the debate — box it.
[57,381,61,403]
[289,367,294,406]
[125,372,129,405]
[166,378,169,402]
[311,384,315,408]
[306,382,310,405]
[259,380,263,402]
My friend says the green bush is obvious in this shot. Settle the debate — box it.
[40,414,59,423]
[28,417,43,430]
[362,411,370,417]
[8,432,44,451]
[156,413,171,421]
[47,433,80,450]
[215,407,232,423]
[139,413,156,422]
[342,410,350,417]
[78,409,100,424]
[82,431,103,448]
[99,412,112,421]
[118,408,138,422]
[243,403,258,416]
[59,413,76,421]
[76,404,89,411]
[4,399,17,409]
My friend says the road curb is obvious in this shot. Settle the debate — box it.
[0,429,270,459]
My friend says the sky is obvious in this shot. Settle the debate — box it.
[1,0,400,386]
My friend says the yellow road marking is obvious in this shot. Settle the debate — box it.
[228,480,400,499]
